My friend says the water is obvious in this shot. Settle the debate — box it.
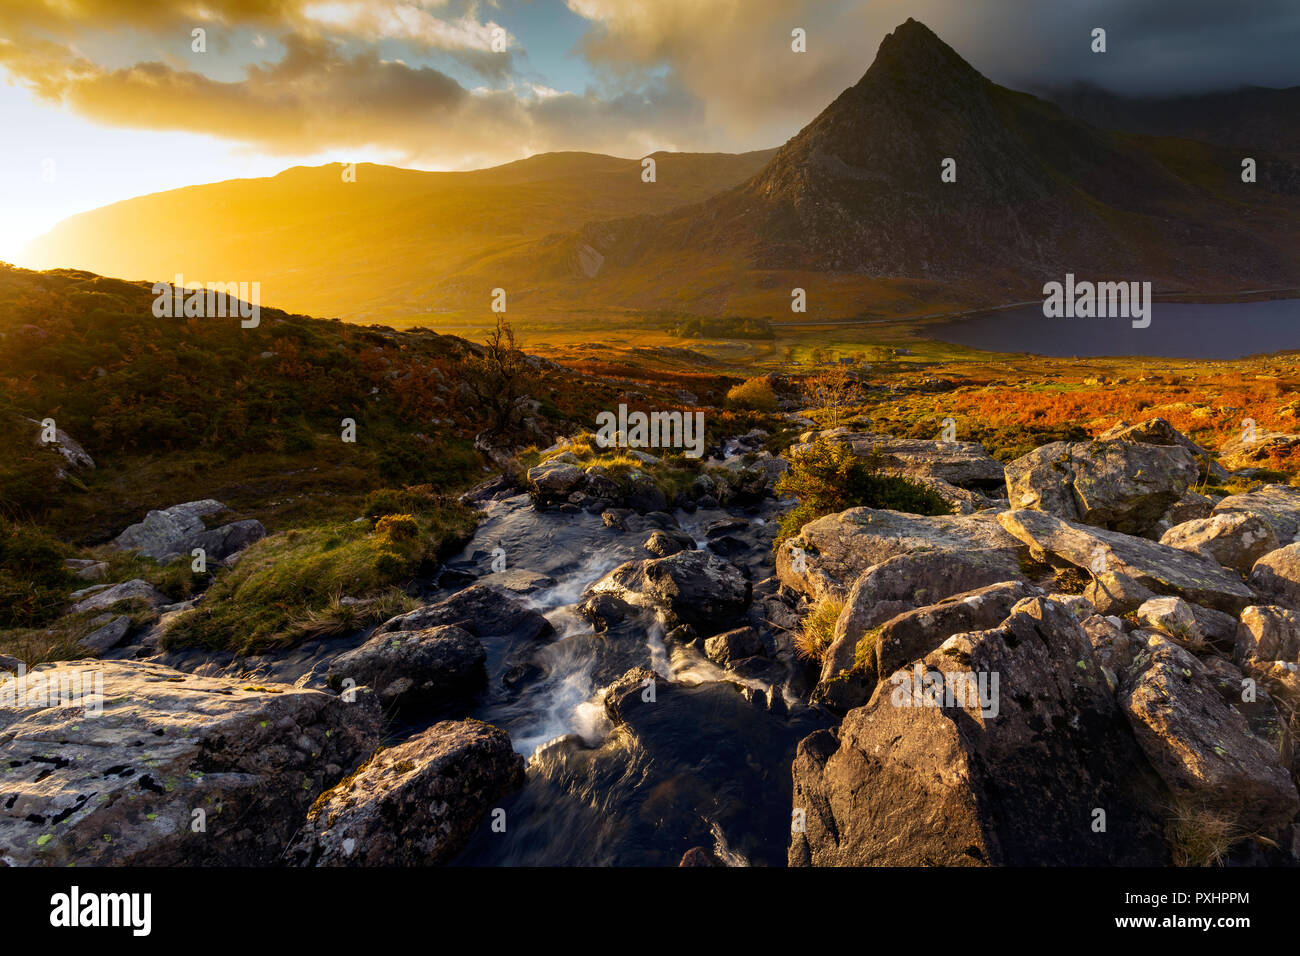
[931,298,1300,359]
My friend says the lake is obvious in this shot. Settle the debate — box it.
[932,298,1300,359]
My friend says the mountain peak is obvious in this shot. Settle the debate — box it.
[861,18,982,88]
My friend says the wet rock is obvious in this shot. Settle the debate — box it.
[477,568,556,595]
[527,460,587,503]
[287,719,524,866]
[588,550,750,635]
[623,472,669,513]
[777,508,1024,601]
[704,627,766,666]
[0,660,380,866]
[679,846,721,866]
[790,598,1170,866]
[580,592,636,632]
[1160,512,1278,574]
[1212,485,1300,543]
[644,529,694,557]
[326,625,485,719]
[68,578,169,615]
[998,509,1254,614]
[374,583,553,642]
[1248,543,1300,611]
[1121,636,1299,835]
[1004,440,1198,536]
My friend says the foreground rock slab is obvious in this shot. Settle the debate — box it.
[790,599,1170,865]
[287,719,524,866]
[998,509,1255,613]
[0,661,380,866]
[327,625,486,719]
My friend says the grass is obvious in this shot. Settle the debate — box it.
[795,594,844,662]
[161,495,476,656]
[1166,800,1249,867]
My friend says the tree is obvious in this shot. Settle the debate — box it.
[462,316,535,437]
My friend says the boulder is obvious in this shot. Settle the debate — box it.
[1160,491,1215,529]
[188,519,267,563]
[1249,543,1300,611]
[703,627,765,667]
[1121,637,1299,835]
[526,460,587,502]
[326,625,485,718]
[1218,430,1300,471]
[1161,512,1278,574]
[587,550,749,635]
[0,660,380,866]
[1135,597,1203,646]
[112,500,228,561]
[287,719,524,866]
[998,509,1255,613]
[777,508,1024,601]
[1004,440,1198,535]
[28,418,94,474]
[69,578,169,615]
[1236,605,1300,666]
[1212,485,1300,544]
[374,583,552,642]
[1098,418,1223,479]
[643,529,694,558]
[79,614,131,653]
[790,599,1170,865]
[800,432,1004,489]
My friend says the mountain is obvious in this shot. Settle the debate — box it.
[548,19,1300,312]
[22,19,1300,323]
[22,150,776,324]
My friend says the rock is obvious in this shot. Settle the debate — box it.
[1218,430,1300,471]
[112,500,227,561]
[1004,440,1199,536]
[64,560,109,582]
[374,584,553,642]
[998,509,1255,614]
[679,846,721,866]
[1135,597,1204,646]
[790,598,1169,865]
[623,471,668,513]
[188,519,267,563]
[1099,418,1224,478]
[1161,491,1215,529]
[79,614,131,653]
[815,580,1039,714]
[527,460,587,502]
[643,529,693,558]
[1236,605,1300,666]
[704,627,766,666]
[1212,485,1300,544]
[777,508,1024,601]
[476,568,556,595]
[28,418,94,473]
[1121,636,1299,835]
[1084,571,1157,615]
[804,432,1004,489]
[286,719,523,866]
[579,592,635,632]
[895,474,1000,515]
[0,660,380,866]
[1160,512,1278,574]
[327,625,485,719]
[1249,543,1300,611]
[69,578,169,615]
[0,654,22,675]
[588,550,749,635]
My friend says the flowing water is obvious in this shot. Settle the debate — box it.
[446,493,825,866]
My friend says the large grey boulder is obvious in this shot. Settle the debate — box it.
[327,625,486,719]
[112,500,263,564]
[1098,418,1223,479]
[1121,637,1299,835]
[1249,543,1300,611]
[776,508,1024,601]
[0,661,380,866]
[526,460,586,502]
[1004,439,1199,536]
[587,549,749,635]
[790,598,1170,866]
[287,719,524,866]
[1160,512,1278,574]
[997,509,1255,613]
[1212,485,1300,544]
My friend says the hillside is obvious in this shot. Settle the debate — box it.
[21,150,776,324]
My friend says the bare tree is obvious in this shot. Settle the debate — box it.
[463,316,535,437]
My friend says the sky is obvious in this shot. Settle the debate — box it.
[2,0,1299,264]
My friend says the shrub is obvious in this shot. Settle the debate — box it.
[375,513,419,543]
[726,377,778,412]
[774,439,950,548]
